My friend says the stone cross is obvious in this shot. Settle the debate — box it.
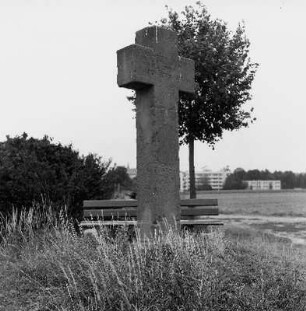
[117,26,195,236]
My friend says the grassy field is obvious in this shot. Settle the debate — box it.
[183,190,306,246]
[1,207,306,310]
[182,190,306,216]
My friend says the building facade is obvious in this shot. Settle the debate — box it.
[180,168,230,192]
[245,180,281,190]
[128,167,231,192]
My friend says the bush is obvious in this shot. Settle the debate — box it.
[0,133,110,218]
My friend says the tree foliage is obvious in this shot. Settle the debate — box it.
[0,133,111,218]
[159,2,258,145]
[102,166,134,199]
[223,169,248,190]
[156,2,258,198]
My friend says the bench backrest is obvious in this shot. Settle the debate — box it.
[83,199,218,219]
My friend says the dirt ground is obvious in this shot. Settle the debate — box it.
[217,214,306,246]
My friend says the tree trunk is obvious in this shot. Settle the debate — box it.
[189,137,197,199]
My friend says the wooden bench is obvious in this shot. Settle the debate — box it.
[81,199,222,231]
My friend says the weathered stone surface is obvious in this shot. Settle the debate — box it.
[117,26,195,237]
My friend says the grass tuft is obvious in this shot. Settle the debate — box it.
[0,207,305,310]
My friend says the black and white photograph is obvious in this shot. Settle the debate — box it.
[0,0,305,310]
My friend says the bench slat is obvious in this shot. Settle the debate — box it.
[84,198,218,209]
[180,199,218,206]
[83,206,218,218]
[84,200,137,208]
[84,209,136,218]
[81,220,137,226]
[181,219,223,226]
[80,219,223,227]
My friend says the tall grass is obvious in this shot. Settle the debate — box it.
[0,207,305,311]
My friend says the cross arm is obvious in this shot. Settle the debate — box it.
[117,44,155,90]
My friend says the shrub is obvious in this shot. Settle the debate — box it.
[0,133,110,218]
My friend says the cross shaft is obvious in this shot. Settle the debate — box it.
[117,26,195,236]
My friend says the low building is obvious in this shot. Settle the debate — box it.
[127,166,231,192]
[245,180,281,190]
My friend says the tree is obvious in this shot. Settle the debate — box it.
[157,2,258,198]
[223,168,248,190]
[223,168,306,190]
[296,173,306,189]
[245,169,262,180]
[102,166,134,199]
[0,133,110,218]
[281,171,296,189]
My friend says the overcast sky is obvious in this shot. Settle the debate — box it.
[0,0,305,173]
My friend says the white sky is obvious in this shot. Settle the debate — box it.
[0,0,305,173]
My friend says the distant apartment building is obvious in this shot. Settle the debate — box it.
[245,180,281,190]
[180,168,230,191]
[127,167,231,191]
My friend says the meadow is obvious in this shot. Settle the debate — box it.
[183,190,306,246]
[1,205,306,311]
[182,190,306,216]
